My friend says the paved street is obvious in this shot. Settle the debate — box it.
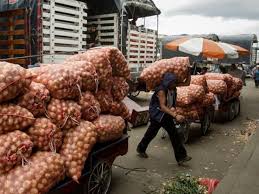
[110,79,259,194]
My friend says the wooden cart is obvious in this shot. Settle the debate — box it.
[48,134,129,194]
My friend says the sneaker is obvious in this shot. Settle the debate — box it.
[136,148,149,158]
[178,156,192,166]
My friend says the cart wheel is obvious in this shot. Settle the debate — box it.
[228,102,236,121]
[129,91,140,97]
[201,113,211,135]
[87,161,112,194]
[234,100,240,117]
[177,122,190,144]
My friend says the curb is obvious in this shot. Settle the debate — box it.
[214,125,258,194]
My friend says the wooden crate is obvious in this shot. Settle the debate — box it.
[127,25,157,74]
[0,8,30,67]
[42,0,87,63]
[86,13,119,47]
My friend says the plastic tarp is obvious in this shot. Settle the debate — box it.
[114,0,160,18]
[87,0,160,18]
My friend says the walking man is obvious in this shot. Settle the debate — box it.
[137,73,192,165]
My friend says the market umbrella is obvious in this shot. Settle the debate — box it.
[165,37,249,59]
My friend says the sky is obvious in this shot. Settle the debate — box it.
[138,0,259,38]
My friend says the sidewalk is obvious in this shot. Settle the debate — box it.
[214,124,259,194]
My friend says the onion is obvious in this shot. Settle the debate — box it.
[111,77,129,101]
[202,92,215,107]
[28,118,63,152]
[95,90,113,113]
[207,80,227,96]
[32,64,82,100]
[65,49,112,82]
[60,121,97,182]
[191,75,208,93]
[47,99,81,130]
[177,84,206,106]
[17,82,50,117]
[140,57,190,90]
[110,101,131,121]
[63,61,98,92]
[94,115,125,143]
[78,92,100,121]
[0,104,35,134]
[171,105,204,120]
[0,62,31,103]
[0,130,33,174]
[0,152,65,194]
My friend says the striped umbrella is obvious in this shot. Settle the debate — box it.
[165,37,249,59]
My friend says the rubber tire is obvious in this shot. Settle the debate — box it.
[85,161,112,194]
[228,102,236,121]
[234,100,240,117]
[201,113,211,136]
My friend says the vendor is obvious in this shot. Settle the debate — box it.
[137,73,192,165]
[253,65,259,87]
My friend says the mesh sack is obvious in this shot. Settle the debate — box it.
[0,152,65,194]
[17,82,50,117]
[0,104,35,135]
[47,99,81,130]
[94,115,125,143]
[33,64,82,100]
[60,121,97,182]
[140,57,190,90]
[0,62,31,103]
[79,92,101,121]
[0,130,33,174]
[28,118,62,152]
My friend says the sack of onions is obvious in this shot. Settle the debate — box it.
[64,61,98,92]
[110,101,131,120]
[191,75,208,92]
[0,62,32,103]
[94,115,125,143]
[60,121,97,182]
[111,77,129,101]
[99,77,113,91]
[0,104,35,135]
[207,80,227,96]
[28,118,62,152]
[33,64,82,100]
[227,78,243,98]
[79,92,101,121]
[202,92,215,107]
[0,151,65,194]
[231,77,243,92]
[95,90,113,113]
[140,57,190,90]
[177,84,206,106]
[100,47,130,78]
[172,105,204,120]
[47,99,81,130]
[0,130,33,174]
[66,49,112,82]
[205,73,234,87]
[17,82,50,117]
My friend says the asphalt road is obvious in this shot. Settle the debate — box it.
[110,79,259,194]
